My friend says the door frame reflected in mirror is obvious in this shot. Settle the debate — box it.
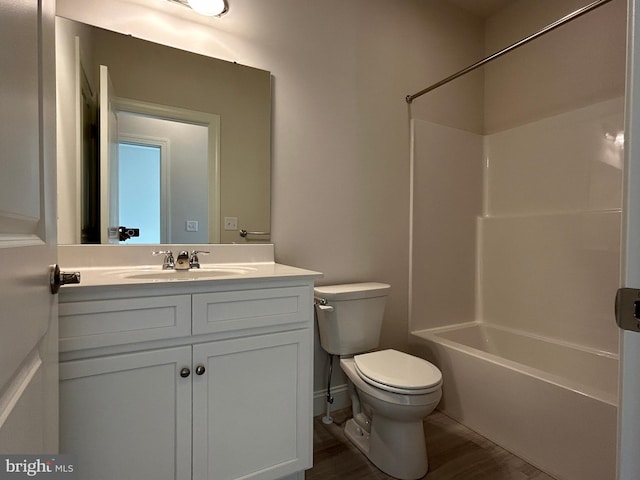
[100,97,221,244]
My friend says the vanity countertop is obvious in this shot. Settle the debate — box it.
[65,262,321,289]
[57,244,321,292]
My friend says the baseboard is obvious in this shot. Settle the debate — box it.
[313,383,350,417]
[278,471,304,480]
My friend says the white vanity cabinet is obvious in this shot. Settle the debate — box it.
[59,345,193,479]
[59,278,315,480]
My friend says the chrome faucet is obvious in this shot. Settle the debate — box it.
[175,250,191,270]
[152,249,210,270]
[152,250,175,270]
[189,250,210,269]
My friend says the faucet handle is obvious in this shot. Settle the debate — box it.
[189,250,210,269]
[152,250,175,270]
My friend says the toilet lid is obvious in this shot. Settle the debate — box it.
[354,349,442,395]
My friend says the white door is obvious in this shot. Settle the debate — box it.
[99,64,119,244]
[619,1,640,478]
[0,0,58,453]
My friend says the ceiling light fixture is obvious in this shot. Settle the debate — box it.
[188,0,228,16]
[168,0,229,17]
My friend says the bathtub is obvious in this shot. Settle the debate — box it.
[411,322,618,480]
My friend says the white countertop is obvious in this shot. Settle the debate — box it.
[58,244,322,290]
[66,262,321,288]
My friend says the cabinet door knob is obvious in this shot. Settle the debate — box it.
[195,365,206,376]
[180,367,191,378]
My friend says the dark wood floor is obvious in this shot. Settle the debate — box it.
[307,408,556,480]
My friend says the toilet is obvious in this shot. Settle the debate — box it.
[314,283,442,480]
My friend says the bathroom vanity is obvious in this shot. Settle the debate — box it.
[57,245,320,480]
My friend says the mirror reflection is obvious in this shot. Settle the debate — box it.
[55,17,272,245]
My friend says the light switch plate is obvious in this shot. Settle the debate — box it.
[186,220,198,232]
[224,217,238,231]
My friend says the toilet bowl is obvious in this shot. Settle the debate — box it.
[340,350,442,480]
[314,283,443,479]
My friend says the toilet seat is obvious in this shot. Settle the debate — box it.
[354,349,442,395]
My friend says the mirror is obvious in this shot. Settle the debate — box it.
[55,17,271,245]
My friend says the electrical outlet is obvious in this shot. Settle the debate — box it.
[186,220,199,232]
[224,217,238,231]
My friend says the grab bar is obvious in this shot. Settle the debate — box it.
[239,229,271,238]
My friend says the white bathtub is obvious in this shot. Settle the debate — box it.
[411,322,618,480]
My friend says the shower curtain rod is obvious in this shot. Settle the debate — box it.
[405,0,615,104]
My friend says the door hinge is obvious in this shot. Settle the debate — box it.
[615,288,640,332]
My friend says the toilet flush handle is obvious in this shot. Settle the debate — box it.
[314,298,334,312]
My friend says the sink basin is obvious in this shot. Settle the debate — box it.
[108,266,257,281]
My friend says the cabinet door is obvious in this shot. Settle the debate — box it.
[192,330,312,480]
[60,346,192,479]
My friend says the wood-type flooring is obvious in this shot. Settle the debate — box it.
[306,408,556,480]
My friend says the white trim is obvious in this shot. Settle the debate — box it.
[619,1,640,478]
[278,472,305,480]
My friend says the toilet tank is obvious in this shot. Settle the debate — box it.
[314,282,390,356]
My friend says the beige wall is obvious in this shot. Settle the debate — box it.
[55,0,485,399]
[484,0,626,133]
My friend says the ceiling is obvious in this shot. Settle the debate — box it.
[445,0,515,18]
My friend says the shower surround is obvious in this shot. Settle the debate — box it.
[410,97,622,480]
